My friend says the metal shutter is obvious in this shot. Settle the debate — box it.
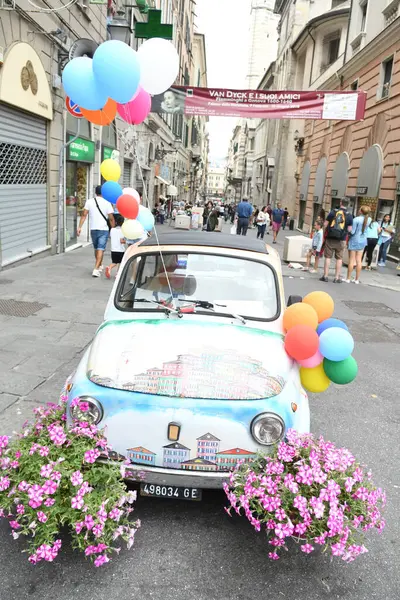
[0,104,48,266]
[123,161,132,188]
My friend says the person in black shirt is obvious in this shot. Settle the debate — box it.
[319,199,353,283]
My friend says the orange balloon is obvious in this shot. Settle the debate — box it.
[80,98,117,126]
[283,303,318,332]
[303,291,334,323]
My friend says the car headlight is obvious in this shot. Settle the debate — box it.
[70,396,103,425]
[251,413,285,446]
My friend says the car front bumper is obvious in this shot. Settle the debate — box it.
[122,462,228,489]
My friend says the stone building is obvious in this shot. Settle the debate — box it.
[295,1,400,261]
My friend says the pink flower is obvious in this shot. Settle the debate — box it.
[40,464,53,478]
[29,443,39,455]
[75,521,85,534]
[42,480,58,495]
[10,461,19,469]
[16,504,25,515]
[0,436,9,449]
[109,508,122,522]
[18,481,30,492]
[50,471,62,482]
[294,522,307,536]
[296,465,314,486]
[36,544,55,562]
[9,520,20,530]
[84,449,100,464]
[93,523,104,537]
[70,471,84,487]
[70,397,81,408]
[28,554,39,564]
[0,476,10,491]
[37,511,48,523]
[79,402,90,412]
[314,532,328,545]
[84,514,95,530]
[275,508,286,522]
[71,496,84,510]
[268,552,280,560]
[353,486,369,501]
[15,451,21,459]
[47,424,67,446]
[44,498,55,507]
[301,543,314,554]
[94,553,109,567]
[39,446,50,457]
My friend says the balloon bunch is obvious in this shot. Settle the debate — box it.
[283,292,357,393]
[100,159,155,238]
[62,38,179,126]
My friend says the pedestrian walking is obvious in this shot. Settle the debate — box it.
[105,214,126,279]
[266,204,272,235]
[203,200,213,229]
[378,214,395,266]
[303,221,323,273]
[362,216,381,270]
[320,198,353,283]
[77,185,115,278]
[282,207,289,230]
[271,203,285,244]
[158,201,166,225]
[256,206,270,240]
[345,206,371,284]
[235,197,253,236]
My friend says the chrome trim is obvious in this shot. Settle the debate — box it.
[109,461,228,489]
[250,412,285,446]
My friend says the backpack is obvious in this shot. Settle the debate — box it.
[328,209,346,239]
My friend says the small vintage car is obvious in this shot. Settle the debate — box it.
[66,232,309,500]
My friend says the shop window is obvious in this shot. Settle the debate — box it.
[102,123,117,148]
[0,143,47,185]
[66,112,90,138]
[378,56,394,100]
[321,32,341,72]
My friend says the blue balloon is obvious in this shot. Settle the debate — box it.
[136,205,155,232]
[62,57,107,111]
[101,181,123,204]
[317,318,349,336]
[319,328,354,362]
[93,41,141,105]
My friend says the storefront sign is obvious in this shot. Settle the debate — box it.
[356,186,368,195]
[102,146,119,161]
[151,87,367,121]
[160,164,170,181]
[67,136,95,163]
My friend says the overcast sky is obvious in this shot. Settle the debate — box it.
[195,0,251,163]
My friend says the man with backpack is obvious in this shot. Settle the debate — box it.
[77,185,115,278]
[320,198,353,283]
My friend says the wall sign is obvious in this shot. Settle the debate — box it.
[331,189,338,196]
[66,97,83,118]
[67,135,95,163]
[356,186,368,195]
[103,146,119,161]
[135,9,173,40]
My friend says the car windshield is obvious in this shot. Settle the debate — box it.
[116,252,278,321]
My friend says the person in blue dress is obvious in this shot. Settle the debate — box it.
[345,206,371,284]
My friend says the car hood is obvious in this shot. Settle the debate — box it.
[87,319,290,400]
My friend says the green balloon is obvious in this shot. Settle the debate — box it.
[323,356,358,385]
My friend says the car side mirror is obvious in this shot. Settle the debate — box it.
[287,295,302,307]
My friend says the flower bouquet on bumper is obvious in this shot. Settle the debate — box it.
[224,429,386,562]
[0,396,140,566]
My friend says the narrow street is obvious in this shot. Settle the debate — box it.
[0,229,398,600]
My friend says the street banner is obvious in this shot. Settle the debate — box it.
[151,86,367,121]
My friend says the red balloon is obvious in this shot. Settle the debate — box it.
[116,194,139,219]
[284,325,319,361]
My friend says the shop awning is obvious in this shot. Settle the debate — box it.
[313,157,327,204]
[299,161,311,201]
[356,146,383,198]
[331,152,350,198]
[155,175,171,186]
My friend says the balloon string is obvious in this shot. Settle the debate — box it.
[94,104,177,311]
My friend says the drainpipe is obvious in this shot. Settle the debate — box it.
[57,117,81,254]
[307,26,316,88]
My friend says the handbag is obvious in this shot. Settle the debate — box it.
[94,197,111,231]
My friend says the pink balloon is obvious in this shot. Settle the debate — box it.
[297,350,324,369]
[117,87,151,125]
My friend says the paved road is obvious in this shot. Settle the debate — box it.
[0,227,399,600]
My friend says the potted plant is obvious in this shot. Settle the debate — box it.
[0,394,140,566]
[224,429,385,562]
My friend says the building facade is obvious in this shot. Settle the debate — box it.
[206,165,226,198]
[295,1,400,260]
[247,0,280,88]
[0,0,208,268]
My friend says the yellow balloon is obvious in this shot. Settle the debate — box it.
[300,364,331,393]
[100,159,121,182]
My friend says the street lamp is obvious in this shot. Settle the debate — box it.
[107,9,132,44]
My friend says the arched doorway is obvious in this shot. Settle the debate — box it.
[355,145,383,217]
[331,152,350,209]
[298,161,310,229]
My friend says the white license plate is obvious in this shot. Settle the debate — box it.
[140,483,202,501]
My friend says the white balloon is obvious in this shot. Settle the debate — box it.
[121,219,145,240]
[122,188,141,203]
[138,38,179,96]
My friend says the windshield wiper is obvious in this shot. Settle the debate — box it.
[181,300,246,325]
[133,298,180,317]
